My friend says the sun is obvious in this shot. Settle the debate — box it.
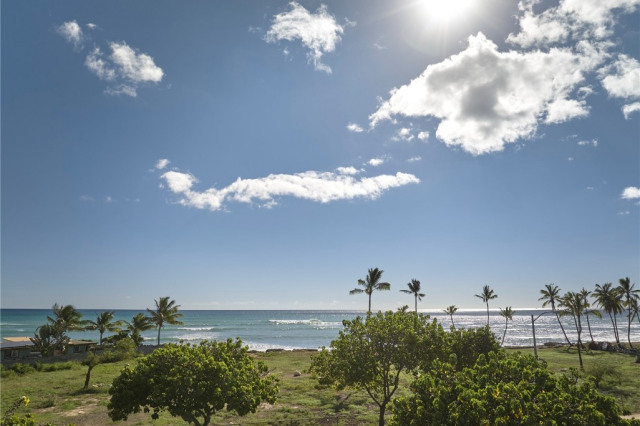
[421,0,475,23]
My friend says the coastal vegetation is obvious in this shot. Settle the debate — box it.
[475,284,498,325]
[400,279,425,313]
[146,296,184,346]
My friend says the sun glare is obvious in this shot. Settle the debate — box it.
[422,0,475,23]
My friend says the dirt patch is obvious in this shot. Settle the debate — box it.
[59,398,99,417]
[621,413,640,420]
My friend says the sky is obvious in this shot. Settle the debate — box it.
[1,0,639,311]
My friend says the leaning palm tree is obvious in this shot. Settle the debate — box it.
[443,305,458,330]
[559,291,587,369]
[125,313,155,346]
[87,311,124,346]
[618,277,640,348]
[499,307,515,346]
[593,283,624,345]
[539,284,571,346]
[47,304,88,338]
[400,279,425,313]
[475,285,498,326]
[349,267,391,313]
[579,288,601,344]
[147,297,184,345]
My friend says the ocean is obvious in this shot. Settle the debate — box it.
[1,309,639,351]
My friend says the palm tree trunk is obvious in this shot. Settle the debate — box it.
[613,314,620,345]
[368,294,372,314]
[486,303,490,326]
[157,327,161,346]
[607,312,618,344]
[628,309,634,348]
[502,318,508,345]
[449,315,455,330]
[414,296,417,313]
[576,315,583,370]
[554,311,572,346]
[585,314,594,343]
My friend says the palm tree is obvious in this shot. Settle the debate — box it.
[559,292,586,369]
[474,285,497,326]
[400,279,425,313]
[499,307,515,345]
[579,288,601,345]
[538,284,571,346]
[349,268,391,313]
[593,283,624,345]
[618,277,640,348]
[125,313,155,346]
[147,297,184,345]
[87,311,124,346]
[30,323,67,357]
[443,305,458,330]
[45,304,88,353]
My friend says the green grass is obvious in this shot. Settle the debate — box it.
[2,348,638,425]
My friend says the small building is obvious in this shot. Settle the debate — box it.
[0,337,96,363]
[0,337,37,361]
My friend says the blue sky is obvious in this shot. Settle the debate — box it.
[2,0,638,311]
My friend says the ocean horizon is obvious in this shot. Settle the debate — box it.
[2,308,639,351]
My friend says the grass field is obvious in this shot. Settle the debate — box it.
[1,347,638,425]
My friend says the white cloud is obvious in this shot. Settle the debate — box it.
[622,102,640,119]
[335,166,360,175]
[84,42,163,97]
[86,23,97,30]
[392,127,415,142]
[105,196,114,203]
[600,55,640,99]
[160,164,419,211]
[508,0,640,48]
[370,33,603,155]
[407,156,422,163]
[264,2,351,73]
[621,186,640,199]
[346,122,364,133]
[57,21,84,49]
[618,210,631,215]
[568,157,574,161]
[155,159,170,170]
[368,158,384,167]
[417,131,429,141]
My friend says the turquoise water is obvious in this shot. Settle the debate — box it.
[1,309,639,350]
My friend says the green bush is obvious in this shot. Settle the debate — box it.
[9,364,35,375]
[391,351,638,426]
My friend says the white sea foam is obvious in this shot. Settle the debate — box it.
[268,319,341,328]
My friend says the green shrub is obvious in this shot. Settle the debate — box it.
[391,351,637,426]
[9,364,35,375]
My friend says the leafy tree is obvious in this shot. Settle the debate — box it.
[87,311,124,346]
[400,279,425,313]
[125,313,155,346]
[310,309,446,426]
[442,305,458,330]
[498,306,515,345]
[391,351,636,426]
[593,283,624,345]
[539,283,572,346]
[83,338,138,389]
[618,277,639,348]
[475,285,498,325]
[82,352,101,390]
[108,339,278,426]
[349,267,391,313]
[444,325,500,370]
[147,297,184,345]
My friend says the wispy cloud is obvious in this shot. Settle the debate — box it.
[159,162,418,211]
[346,122,364,133]
[622,102,640,119]
[407,156,422,163]
[264,2,353,73]
[58,21,164,97]
[621,186,640,200]
[57,21,84,49]
[577,139,598,147]
[368,158,385,167]
[155,159,170,170]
